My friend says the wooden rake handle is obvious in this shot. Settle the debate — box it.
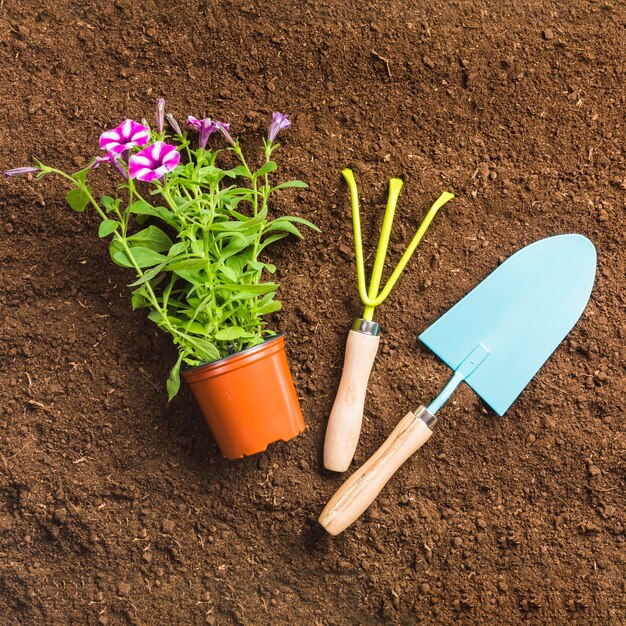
[323,328,380,472]
[319,407,436,536]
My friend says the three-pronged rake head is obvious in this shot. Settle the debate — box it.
[342,168,453,321]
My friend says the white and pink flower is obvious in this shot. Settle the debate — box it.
[99,119,150,156]
[128,141,180,182]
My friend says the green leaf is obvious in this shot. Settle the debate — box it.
[219,232,256,260]
[214,327,247,341]
[184,321,207,335]
[66,187,90,213]
[208,221,245,233]
[278,215,321,232]
[258,232,288,252]
[271,180,309,191]
[131,290,148,310]
[225,255,244,276]
[113,246,168,268]
[168,241,189,256]
[256,292,277,307]
[217,283,278,294]
[109,239,125,265]
[166,258,207,271]
[256,300,282,315]
[110,250,133,267]
[98,219,119,238]
[223,165,250,178]
[129,200,176,226]
[255,161,277,177]
[189,239,204,255]
[162,275,176,309]
[184,337,220,362]
[101,195,121,213]
[248,260,276,273]
[128,225,173,252]
[127,263,166,287]
[217,265,238,282]
[166,354,184,401]
[197,165,224,178]
[148,310,162,324]
[72,165,92,184]
[171,269,203,286]
[264,219,303,238]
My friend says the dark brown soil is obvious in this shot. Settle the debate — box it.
[1,1,624,624]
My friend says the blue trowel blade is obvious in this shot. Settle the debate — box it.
[419,235,597,416]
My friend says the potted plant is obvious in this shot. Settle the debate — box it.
[5,100,318,459]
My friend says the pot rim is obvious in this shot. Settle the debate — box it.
[180,331,286,375]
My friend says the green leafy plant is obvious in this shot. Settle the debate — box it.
[5,105,318,398]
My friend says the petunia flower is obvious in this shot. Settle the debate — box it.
[156,98,165,134]
[166,113,182,135]
[267,112,291,142]
[128,142,180,182]
[92,153,127,179]
[99,119,150,156]
[3,166,40,177]
[215,121,235,147]
[186,116,218,149]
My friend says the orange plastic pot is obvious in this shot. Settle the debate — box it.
[181,333,305,459]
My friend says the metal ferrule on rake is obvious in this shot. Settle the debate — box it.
[322,168,454,473]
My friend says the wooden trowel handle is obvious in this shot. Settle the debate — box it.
[319,407,436,536]
[323,329,380,472]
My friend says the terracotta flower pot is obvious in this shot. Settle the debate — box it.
[181,333,305,459]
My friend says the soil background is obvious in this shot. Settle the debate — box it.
[0,1,624,624]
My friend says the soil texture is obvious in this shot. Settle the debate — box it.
[0,1,624,624]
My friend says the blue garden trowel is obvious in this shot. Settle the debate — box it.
[319,234,596,535]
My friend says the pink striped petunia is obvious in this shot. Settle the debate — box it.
[128,142,180,182]
[99,119,150,156]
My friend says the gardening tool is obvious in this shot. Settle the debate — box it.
[319,234,596,535]
[323,168,453,472]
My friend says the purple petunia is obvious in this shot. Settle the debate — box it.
[128,142,180,182]
[186,116,219,149]
[99,119,150,156]
[268,112,291,142]
[3,166,40,177]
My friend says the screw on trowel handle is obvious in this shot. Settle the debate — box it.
[319,406,437,536]
[323,320,380,472]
